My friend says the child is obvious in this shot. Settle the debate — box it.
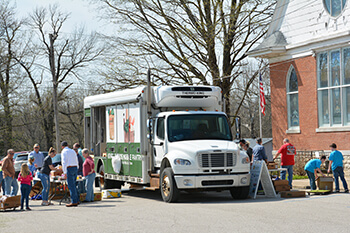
[18,163,33,211]
[28,157,36,178]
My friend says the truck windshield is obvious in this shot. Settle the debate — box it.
[167,114,232,142]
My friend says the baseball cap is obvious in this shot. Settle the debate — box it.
[34,144,40,148]
[61,141,68,147]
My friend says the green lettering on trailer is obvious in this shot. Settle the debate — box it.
[105,142,142,177]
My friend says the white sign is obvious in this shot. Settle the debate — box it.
[249,161,277,199]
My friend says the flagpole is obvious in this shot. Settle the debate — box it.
[259,72,263,138]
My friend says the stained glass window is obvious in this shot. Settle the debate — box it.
[287,66,299,129]
[323,0,347,17]
[317,47,350,127]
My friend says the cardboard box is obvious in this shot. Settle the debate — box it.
[51,169,63,177]
[316,177,333,191]
[103,189,122,199]
[280,191,306,198]
[94,192,102,201]
[0,195,21,210]
[274,185,290,192]
[267,162,278,169]
[273,180,289,186]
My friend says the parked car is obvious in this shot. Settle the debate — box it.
[13,151,28,162]
[14,151,48,177]
[14,152,30,177]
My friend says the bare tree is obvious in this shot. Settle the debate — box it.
[14,4,105,151]
[0,1,25,151]
[231,61,272,138]
[96,0,275,117]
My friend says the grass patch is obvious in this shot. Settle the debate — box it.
[293,175,308,180]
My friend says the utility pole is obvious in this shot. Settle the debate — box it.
[49,33,61,152]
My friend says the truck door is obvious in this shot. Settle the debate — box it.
[153,117,165,167]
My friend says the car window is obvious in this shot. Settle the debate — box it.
[16,154,28,161]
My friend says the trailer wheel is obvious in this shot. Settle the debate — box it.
[230,186,250,200]
[160,168,180,203]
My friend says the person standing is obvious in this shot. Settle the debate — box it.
[2,149,19,196]
[327,143,349,193]
[304,155,326,190]
[18,163,33,210]
[252,138,267,163]
[243,141,253,162]
[82,148,96,202]
[0,159,4,195]
[39,147,57,206]
[74,146,85,197]
[61,141,79,207]
[73,143,85,162]
[27,157,36,177]
[29,144,45,172]
[273,138,296,188]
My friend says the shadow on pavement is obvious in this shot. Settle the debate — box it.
[123,189,286,204]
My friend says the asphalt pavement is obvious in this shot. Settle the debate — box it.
[292,174,350,191]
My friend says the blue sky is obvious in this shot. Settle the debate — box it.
[16,0,108,34]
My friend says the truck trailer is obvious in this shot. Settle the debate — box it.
[83,82,250,202]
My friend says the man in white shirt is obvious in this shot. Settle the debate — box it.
[61,141,79,207]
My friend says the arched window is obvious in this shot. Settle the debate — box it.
[287,66,300,131]
[323,0,347,17]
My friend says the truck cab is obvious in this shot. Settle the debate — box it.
[152,111,250,202]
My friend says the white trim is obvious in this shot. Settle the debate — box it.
[316,126,350,132]
[286,128,301,134]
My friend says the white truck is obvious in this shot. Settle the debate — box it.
[83,78,250,202]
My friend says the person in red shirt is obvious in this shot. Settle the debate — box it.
[82,148,96,202]
[18,163,33,211]
[273,138,296,188]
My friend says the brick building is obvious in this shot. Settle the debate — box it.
[249,0,350,163]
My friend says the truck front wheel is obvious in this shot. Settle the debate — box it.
[230,186,250,200]
[160,168,180,203]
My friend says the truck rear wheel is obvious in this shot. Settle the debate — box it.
[230,186,250,200]
[98,164,124,190]
[160,168,180,203]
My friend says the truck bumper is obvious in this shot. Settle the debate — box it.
[174,173,250,189]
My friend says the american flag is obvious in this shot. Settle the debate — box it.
[259,73,266,116]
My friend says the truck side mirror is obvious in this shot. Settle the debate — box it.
[147,118,153,142]
[234,117,241,140]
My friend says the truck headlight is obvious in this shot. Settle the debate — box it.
[242,157,250,164]
[174,158,191,165]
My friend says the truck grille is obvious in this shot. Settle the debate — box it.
[199,153,236,168]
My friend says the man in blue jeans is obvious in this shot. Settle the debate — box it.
[304,155,326,190]
[2,149,18,196]
[327,143,349,193]
[61,141,79,207]
[273,138,296,189]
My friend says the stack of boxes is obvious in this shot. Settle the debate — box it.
[273,180,290,192]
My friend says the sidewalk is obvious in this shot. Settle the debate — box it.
[292,174,350,191]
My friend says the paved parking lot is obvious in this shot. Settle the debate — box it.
[1,183,350,233]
